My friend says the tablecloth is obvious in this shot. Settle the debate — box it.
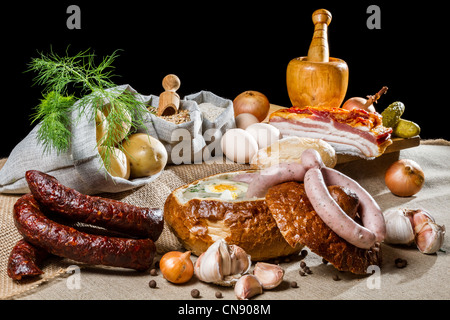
[1,140,449,300]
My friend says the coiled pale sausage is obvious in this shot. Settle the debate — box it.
[321,167,386,242]
[304,168,377,249]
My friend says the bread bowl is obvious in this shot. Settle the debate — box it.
[164,171,303,261]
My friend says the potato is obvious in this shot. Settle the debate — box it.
[96,103,132,146]
[123,133,168,178]
[95,110,108,145]
[98,146,130,180]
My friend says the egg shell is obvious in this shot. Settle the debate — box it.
[235,113,260,130]
[221,128,259,164]
[245,123,281,149]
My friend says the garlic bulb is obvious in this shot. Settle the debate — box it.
[194,239,252,286]
[383,208,445,254]
[383,208,415,245]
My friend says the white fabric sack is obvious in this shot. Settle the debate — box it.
[0,85,163,195]
[184,91,235,161]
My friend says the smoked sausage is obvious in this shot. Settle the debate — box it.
[7,239,48,280]
[25,170,163,241]
[13,194,156,271]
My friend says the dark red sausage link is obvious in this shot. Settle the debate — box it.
[25,170,163,241]
[13,194,155,271]
[7,239,49,280]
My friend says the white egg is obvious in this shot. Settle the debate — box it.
[221,128,259,164]
[245,123,281,149]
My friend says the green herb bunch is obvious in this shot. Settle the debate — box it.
[28,47,148,168]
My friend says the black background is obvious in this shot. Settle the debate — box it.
[1,1,446,158]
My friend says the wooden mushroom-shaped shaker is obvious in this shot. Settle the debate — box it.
[157,74,181,116]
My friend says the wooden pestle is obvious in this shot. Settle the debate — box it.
[157,74,181,117]
[286,9,348,109]
[307,9,332,63]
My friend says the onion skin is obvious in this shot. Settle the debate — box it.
[233,91,270,122]
[385,159,425,197]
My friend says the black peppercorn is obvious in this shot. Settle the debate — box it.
[191,289,200,298]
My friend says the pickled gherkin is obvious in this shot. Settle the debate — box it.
[393,119,421,138]
[382,101,405,128]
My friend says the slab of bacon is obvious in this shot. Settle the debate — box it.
[269,106,393,159]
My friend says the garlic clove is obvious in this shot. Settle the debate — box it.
[253,262,284,290]
[229,245,251,275]
[409,209,435,229]
[234,274,263,300]
[383,208,415,245]
[194,244,223,283]
[415,221,445,254]
[218,240,232,276]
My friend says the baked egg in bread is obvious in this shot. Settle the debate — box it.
[184,178,248,201]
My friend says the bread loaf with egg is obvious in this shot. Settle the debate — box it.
[164,171,303,261]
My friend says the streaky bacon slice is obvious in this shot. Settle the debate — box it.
[269,106,392,159]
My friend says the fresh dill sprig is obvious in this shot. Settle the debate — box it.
[27,48,117,95]
[31,91,75,154]
[27,47,149,169]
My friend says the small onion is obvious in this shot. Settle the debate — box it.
[342,97,376,113]
[159,251,194,284]
[233,91,270,122]
[341,86,388,113]
[385,159,425,197]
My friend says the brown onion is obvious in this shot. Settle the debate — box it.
[159,251,194,284]
[385,159,425,197]
[342,97,376,112]
[341,86,388,113]
[233,91,270,122]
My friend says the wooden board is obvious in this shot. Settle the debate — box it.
[264,104,420,164]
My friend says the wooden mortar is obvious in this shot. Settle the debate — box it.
[286,9,349,109]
